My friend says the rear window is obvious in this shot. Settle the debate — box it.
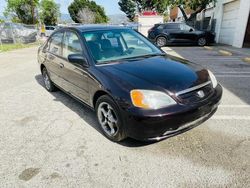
[156,25,164,30]
[152,24,164,30]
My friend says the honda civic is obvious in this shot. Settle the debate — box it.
[38,25,222,142]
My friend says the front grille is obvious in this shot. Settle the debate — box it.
[177,83,213,104]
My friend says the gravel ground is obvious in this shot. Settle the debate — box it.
[0,46,249,188]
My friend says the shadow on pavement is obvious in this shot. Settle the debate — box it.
[35,74,155,148]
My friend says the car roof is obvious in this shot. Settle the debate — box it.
[63,24,128,32]
[163,22,183,25]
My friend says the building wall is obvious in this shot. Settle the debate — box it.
[232,0,250,47]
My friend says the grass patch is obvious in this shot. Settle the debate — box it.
[0,41,40,52]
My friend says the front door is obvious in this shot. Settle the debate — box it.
[179,24,197,43]
[60,31,90,103]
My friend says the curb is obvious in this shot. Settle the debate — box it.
[218,50,233,56]
[204,46,213,50]
[242,57,250,63]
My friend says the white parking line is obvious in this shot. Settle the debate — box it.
[215,72,250,74]
[215,75,250,78]
[211,115,250,120]
[219,105,250,108]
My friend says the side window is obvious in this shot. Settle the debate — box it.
[180,24,192,31]
[49,32,63,55]
[164,24,180,30]
[62,31,83,58]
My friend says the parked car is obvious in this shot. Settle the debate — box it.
[38,25,222,142]
[148,22,215,47]
[0,23,37,43]
[121,23,139,31]
[41,26,57,37]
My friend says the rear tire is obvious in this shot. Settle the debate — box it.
[95,95,126,142]
[42,67,56,92]
[198,37,207,46]
[156,36,167,47]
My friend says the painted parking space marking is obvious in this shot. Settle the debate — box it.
[215,72,250,74]
[215,75,250,78]
[219,105,250,108]
[211,115,250,120]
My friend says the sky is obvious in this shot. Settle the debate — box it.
[0,0,124,16]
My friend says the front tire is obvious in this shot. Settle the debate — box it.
[42,67,56,92]
[156,36,167,47]
[95,95,126,142]
[198,37,207,46]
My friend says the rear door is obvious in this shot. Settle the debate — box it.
[46,31,64,86]
[60,30,90,103]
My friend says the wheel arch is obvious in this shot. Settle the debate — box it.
[40,64,46,73]
[93,90,111,109]
[156,34,168,41]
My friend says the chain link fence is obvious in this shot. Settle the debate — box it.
[0,22,45,51]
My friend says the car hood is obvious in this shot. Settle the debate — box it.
[98,55,210,93]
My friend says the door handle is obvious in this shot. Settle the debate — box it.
[59,63,64,68]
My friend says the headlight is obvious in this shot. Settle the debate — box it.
[208,70,218,88]
[130,90,176,109]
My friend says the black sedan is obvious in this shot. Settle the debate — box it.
[148,23,215,47]
[38,25,222,142]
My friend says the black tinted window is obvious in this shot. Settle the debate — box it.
[157,25,165,30]
[46,27,55,30]
[49,32,63,55]
[180,24,193,31]
[164,24,180,30]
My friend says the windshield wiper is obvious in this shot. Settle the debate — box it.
[141,53,166,58]
[119,53,166,61]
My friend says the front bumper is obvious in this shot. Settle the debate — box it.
[122,84,222,141]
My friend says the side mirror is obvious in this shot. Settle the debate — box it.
[68,54,88,67]
[189,28,194,32]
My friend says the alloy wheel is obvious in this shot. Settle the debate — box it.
[156,37,167,47]
[43,70,51,90]
[198,38,206,46]
[97,102,119,137]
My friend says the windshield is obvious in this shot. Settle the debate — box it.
[82,29,162,64]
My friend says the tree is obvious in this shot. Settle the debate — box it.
[118,0,136,21]
[4,0,39,24]
[68,0,108,24]
[40,0,60,25]
[118,0,169,21]
[77,7,95,24]
[166,0,216,22]
[119,0,216,23]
